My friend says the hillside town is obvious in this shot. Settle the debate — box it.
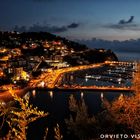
[0,31,117,90]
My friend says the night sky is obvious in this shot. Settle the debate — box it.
[1,0,140,41]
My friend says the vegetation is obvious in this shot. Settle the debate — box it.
[0,92,48,140]
[1,91,140,140]
[0,64,140,140]
[103,63,140,135]
[0,91,65,140]
[64,65,140,140]
[65,93,140,140]
[63,49,118,66]
[65,95,98,140]
[104,94,140,134]
[54,124,63,140]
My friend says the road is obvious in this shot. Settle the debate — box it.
[57,85,133,92]
[29,61,135,91]
[0,61,136,102]
[29,63,103,89]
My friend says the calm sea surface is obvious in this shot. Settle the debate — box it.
[116,52,140,61]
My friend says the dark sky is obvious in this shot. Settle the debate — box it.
[1,0,140,40]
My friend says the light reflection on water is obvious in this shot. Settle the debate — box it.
[29,90,133,116]
[49,91,54,99]
[32,89,36,97]
[27,90,133,140]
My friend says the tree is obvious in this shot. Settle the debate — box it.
[0,92,48,140]
[65,95,99,140]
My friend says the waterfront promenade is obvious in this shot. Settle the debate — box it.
[29,63,103,89]
[29,61,135,91]
[0,61,137,102]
